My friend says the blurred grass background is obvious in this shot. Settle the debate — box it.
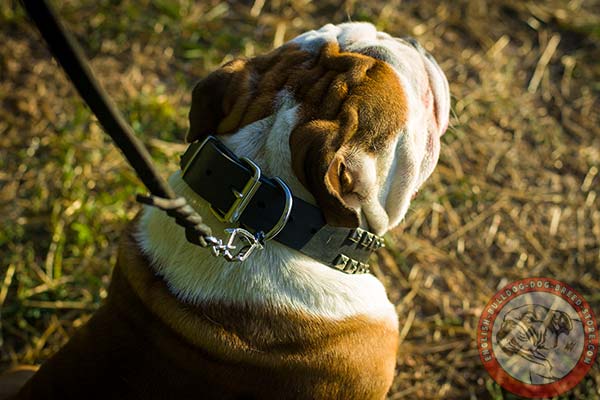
[1,0,599,398]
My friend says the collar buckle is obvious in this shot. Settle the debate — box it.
[207,175,293,263]
[181,137,294,263]
[209,156,262,223]
[181,136,263,224]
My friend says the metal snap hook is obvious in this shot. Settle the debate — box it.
[211,228,264,262]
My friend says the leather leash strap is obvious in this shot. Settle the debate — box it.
[20,0,215,247]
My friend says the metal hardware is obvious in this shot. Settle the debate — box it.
[332,254,370,274]
[360,232,375,248]
[333,254,350,270]
[181,137,263,224]
[348,228,363,243]
[347,228,385,251]
[209,228,264,262]
[345,258,359,273]
[357,262,370,273]
[208,177,293,262]
[263,177,293,241]
[210,157,262,223]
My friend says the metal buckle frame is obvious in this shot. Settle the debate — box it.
[210,157,261,224]
[182,136,294,262]
[181,136,263,225]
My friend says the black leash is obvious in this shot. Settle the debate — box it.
[20,0,216,248]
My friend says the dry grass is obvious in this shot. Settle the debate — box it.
[1,0,599,398]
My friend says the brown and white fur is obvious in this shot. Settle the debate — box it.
[5,22,449,399]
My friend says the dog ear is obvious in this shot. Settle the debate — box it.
[186,59,253,143]
[323,151,359,227]
[290,120,359,228]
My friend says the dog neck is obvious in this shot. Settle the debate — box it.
[136,95,396,321]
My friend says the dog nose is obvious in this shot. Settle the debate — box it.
[402,36,438,63]
[402,36,421,49]
[400,36,428,56]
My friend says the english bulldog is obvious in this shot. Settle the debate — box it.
[5,22,449,399]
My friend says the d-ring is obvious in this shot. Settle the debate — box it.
[263,177,293,241]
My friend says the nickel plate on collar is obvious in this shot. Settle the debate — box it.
[348,228,385,251]
[329,228,386,274]
[332,254,370,274]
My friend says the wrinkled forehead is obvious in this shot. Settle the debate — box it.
[290,23,426,88]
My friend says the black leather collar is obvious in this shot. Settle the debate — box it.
[180,136,384,274]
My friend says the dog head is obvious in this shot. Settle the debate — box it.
[187,22,450,235]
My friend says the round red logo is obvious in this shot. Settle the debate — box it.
[477,278,598,398]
